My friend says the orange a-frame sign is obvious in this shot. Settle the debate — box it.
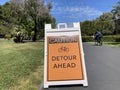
[44,23,88,88]
[47,35,84,81]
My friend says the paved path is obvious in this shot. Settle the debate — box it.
[40,43,120,90]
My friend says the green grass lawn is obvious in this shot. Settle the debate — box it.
[0,39,44,90]
[1,38,119,90]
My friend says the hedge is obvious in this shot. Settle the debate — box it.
[82,35,120,42]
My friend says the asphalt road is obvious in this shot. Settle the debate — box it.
[40,43,120,90]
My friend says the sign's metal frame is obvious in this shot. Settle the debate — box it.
[44,22,88,88]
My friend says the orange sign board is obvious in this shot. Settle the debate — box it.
[47,35,84,81]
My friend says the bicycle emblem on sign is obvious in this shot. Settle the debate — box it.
[58,46,69,53]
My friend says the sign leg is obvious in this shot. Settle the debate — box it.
[44,84,49,88]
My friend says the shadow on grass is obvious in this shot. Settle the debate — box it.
[23,39,44,43]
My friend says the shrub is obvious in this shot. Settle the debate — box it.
[82,36,93,42]
[82,35,120,42]
[31,31,35,37]
[13,37,18,43]
[103,35,120,42]
[5,34,11,40]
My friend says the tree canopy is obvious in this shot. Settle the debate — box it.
[81,0,120,36]
[0,0,120,39]
[81,12,114,36]
[0,0,56,41]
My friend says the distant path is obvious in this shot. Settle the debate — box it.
[40,43,120,90]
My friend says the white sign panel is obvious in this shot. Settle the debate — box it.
[44,22,88,88]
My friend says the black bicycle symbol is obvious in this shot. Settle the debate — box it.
[58,46,69,53]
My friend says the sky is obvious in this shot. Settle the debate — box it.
[0,0,119,23]
[0,0,10,5]
[45,0,118,23]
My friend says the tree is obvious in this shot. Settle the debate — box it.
[81,13,113,36]
[10,0,55,41]
[111,0,120,34]
[96,13,113,35]
[81,20,95,35]
[0,2,14,35]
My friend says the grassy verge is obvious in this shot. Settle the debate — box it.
[103,42,120,47]
[0,39,44,90]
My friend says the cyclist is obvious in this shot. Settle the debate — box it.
[94,30,103,46]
